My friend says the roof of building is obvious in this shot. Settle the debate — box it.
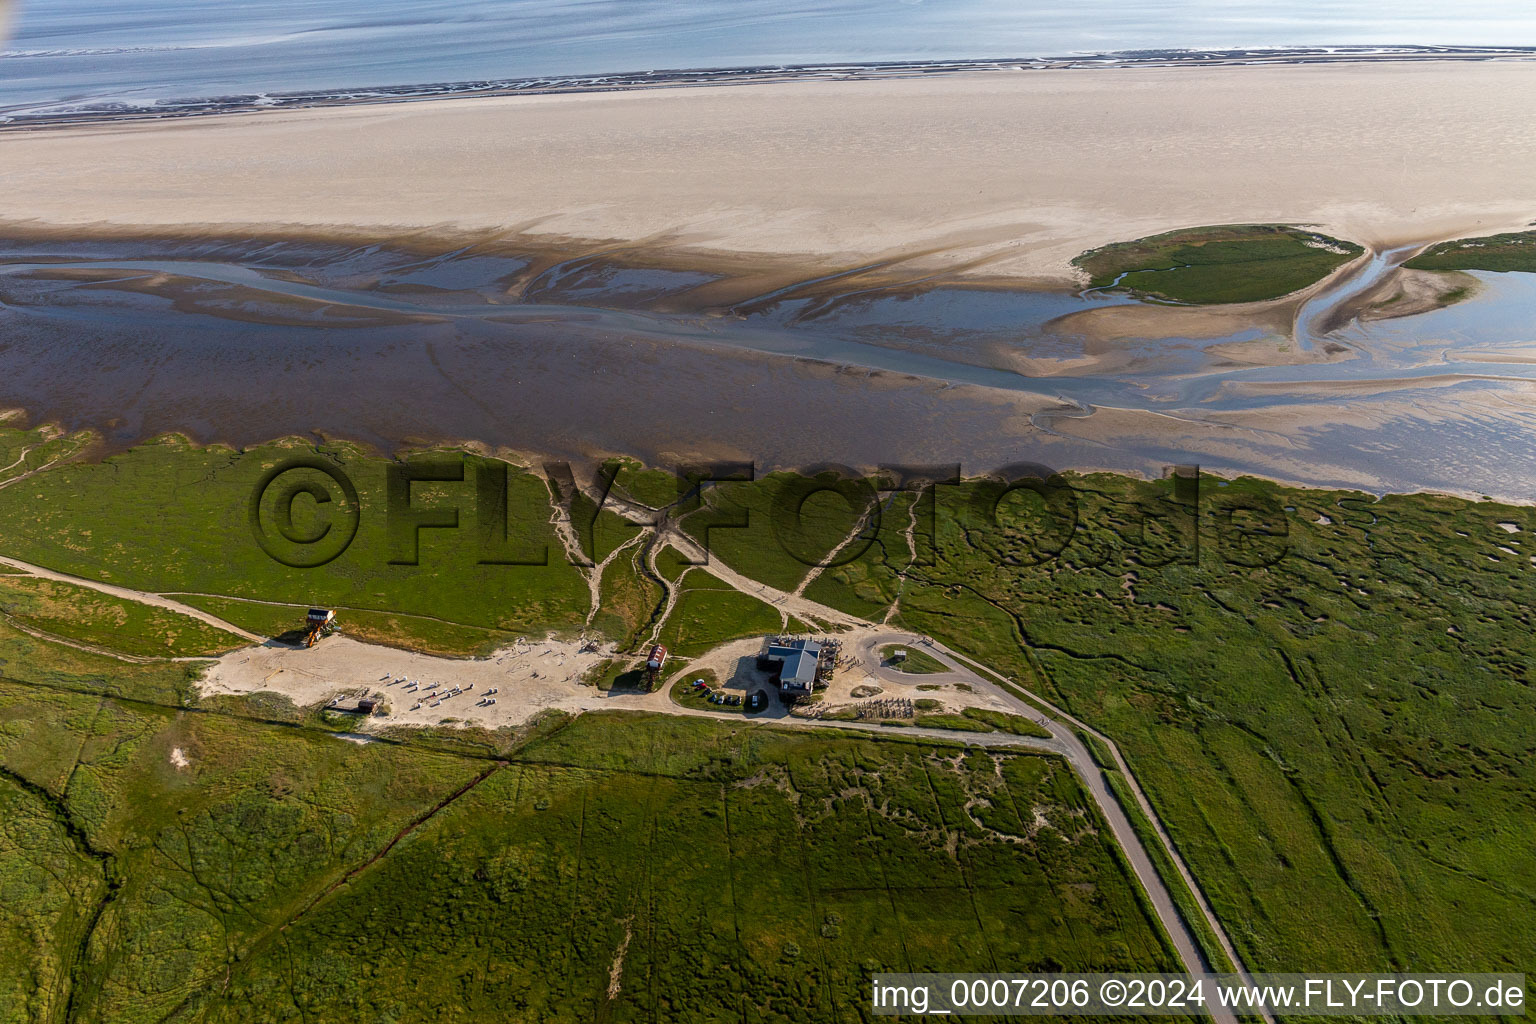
[766,638,821,659]
[765,639,822,689]
[778,650,819,687]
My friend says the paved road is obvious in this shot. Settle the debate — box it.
[846,631,1246,1024]
[656,627,1255,1023]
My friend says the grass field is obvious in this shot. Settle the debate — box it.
[879,643,949,674]
[801,492,915,619]
[209,713,1176,1024]
[2,427,1533,1014]
[0,594,1179,1022]
[958,708,1052,740]
[0,576,247,659]
[655,568,786,658]
[1405,230,1536,273]
[679,470,876,594]
[589,540,665,652]
[0,437,592,651]
[1072,225,1364,304]
[663,465,1535,994]
[888,472,1536,986]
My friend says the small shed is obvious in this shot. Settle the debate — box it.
[329,694,380,715]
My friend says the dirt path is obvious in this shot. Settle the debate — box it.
[0,446,36,478]
[791,495,882,599]
[0,451,84,492]
[566,476,864,631]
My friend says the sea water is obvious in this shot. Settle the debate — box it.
[4,0,1536,119]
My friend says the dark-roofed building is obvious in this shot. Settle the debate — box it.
[760,638,822,697]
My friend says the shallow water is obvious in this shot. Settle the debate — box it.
[4,237,1536,499]
[5,1,1536,119]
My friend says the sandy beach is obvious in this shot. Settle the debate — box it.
[4,61,1536,284]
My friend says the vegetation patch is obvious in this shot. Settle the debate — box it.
[1073,224,1363,304]
[589,542,664,650]
[912,713,992,733]
[879,643,949,674]
[801,492,916,619]
[654,570,783,658]
[0,576,246,659]
[960,707,1052,739]
[0,436,591,656]
[1405,230,1536,273]
[670,670,747,714]
[679,470,876,593]
[608,457,686,510]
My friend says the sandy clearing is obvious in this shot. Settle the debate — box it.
[5,63,1536,284]
[197,633,663,730]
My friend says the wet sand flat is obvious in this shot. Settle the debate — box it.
[7,235,1536,502]
[5,62,1536,284]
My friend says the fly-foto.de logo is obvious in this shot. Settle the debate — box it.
[248,457,1291,571]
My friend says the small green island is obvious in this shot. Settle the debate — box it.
[1405,229,1536,273]
[1073,224,1364,304]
